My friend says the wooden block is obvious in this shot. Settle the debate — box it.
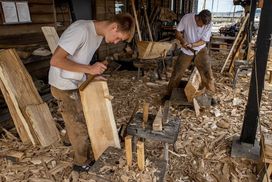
[125,135,132,167]
[137,141,145,171]
[5,150,24,162]
[25,103,60,147]
[41,26,59,53]
[184,68,202,102]
[79,81,120,160]
[152,106,163,131]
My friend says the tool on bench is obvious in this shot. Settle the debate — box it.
[79,56,117,91]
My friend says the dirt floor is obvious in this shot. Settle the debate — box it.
[0,51,272,181]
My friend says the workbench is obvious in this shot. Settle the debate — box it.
[126,113,181,163]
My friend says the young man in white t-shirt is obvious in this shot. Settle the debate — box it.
[49,13,135,172]
[165,10,215,99]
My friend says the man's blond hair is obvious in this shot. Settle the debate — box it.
[109,13,135,42]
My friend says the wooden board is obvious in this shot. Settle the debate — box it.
[184,68,202,102]
[0,49,59,146]
[41,26,59,53]
[137,41,172,59]
[79,81,120,160]
[25,103,60,146]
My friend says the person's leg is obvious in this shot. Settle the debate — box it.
[166,53,193,96]
[51,86,91,166]
[194,48,215,92]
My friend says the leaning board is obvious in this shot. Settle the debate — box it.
[79,81,120,160]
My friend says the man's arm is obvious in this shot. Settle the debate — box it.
[50,46,107,75]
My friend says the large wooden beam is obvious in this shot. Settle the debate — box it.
[79,81,120,160]
[137,41,172,59]
[41,26,59,53]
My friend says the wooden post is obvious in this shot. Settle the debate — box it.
[125,135,133,167]
[137,141,145,170]
[143,3,153,41]
[131,0,142,41]
[142,101,149,129]
[152,106,163,131]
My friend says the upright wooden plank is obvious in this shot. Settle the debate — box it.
[41,26,59,53]
[184,68,202,102]
[79,81,120,160]
[152,106,163,131]
[137,141,145,171]
[0,79,30,143]
[0,49,59,146]
[0,67,36,145]
[25,103,60,146]
[125,135,132,167]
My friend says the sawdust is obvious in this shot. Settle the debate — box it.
[0,51,272,181]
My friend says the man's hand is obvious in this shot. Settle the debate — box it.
[88,62,107,75]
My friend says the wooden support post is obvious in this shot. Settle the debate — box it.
[125,135,133,167]
[142,101,149,129]
[152,106,163,131]
[137,141,145,171]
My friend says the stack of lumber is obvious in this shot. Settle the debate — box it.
[0,49,59,146]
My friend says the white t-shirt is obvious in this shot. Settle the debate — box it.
[176,13,212,56]
[49,20,103,90]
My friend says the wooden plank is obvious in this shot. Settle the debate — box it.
[25,103,60,147]
[0,49,59,146]
[31,14,55,24]
[184,68,202,102]
[79,81,120,160]
[131,0,142,41]
[0,24,55,36]
[41,26,59,53]
[0,79,29,143]
[0,66,36,145]
[152,106,163,131]
[220,14,249,73]
[137,141,145,171]
[29,4,54,14]
[4,150,24,162]
[228,34,247,75]
[125,135,132,167]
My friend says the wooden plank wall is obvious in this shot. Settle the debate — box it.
[0,0,71,47]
